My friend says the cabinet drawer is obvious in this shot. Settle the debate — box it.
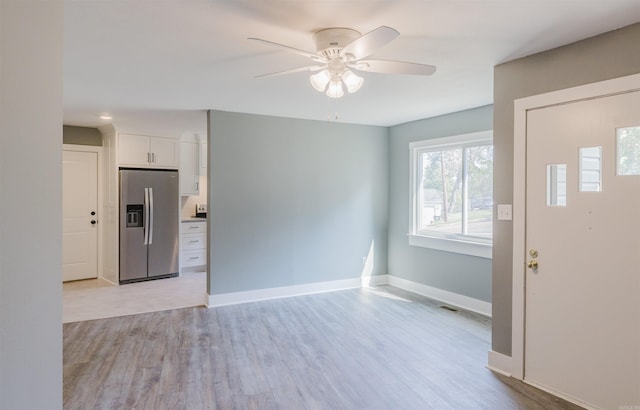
[180,222,206,234]
[182,250,206,267]
[182,233,205,251]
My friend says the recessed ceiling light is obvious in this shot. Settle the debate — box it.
[99,114,112,120]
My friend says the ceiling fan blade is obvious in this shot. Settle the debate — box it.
[353,60,436,76]
[341,26,399,61]
[248,37,325,62]
[254,65,325,79]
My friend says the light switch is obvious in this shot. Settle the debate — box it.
[497,204,512,221]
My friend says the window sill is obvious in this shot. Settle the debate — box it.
[408,234,492,259]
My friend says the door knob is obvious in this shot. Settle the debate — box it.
[91,211,96,216]
[527,259,538,269]
[91,220,97,225]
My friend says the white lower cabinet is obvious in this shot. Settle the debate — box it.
[180,221,206,271]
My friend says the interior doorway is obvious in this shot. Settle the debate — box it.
[63,147,100,282]
[61,138,208,323]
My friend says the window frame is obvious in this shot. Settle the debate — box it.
[408,131,493,259]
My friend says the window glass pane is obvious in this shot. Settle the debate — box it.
[579,146,602,192]
[419,148,462,235]
[617,126,640,176]
[547,164,567,206]
[466,145,493,238]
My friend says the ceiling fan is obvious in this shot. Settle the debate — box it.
[248,26,436,98]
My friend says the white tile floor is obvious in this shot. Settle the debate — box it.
[63,271,207,323]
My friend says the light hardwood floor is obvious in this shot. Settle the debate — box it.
[63,286,583,409]
[63,272,206,323]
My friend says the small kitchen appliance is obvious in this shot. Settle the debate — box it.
[195,203,207,218]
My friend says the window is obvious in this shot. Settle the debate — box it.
[409,131,493,258]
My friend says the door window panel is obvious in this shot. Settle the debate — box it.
[547,164,567,206]
[616,126,640,175]
[579,146,602,192]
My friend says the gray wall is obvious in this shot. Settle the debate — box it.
[207,111,388,295]
[492,22,640,356]
[388,105,494,302]
[0,1,63,408]
[63,125,102,146]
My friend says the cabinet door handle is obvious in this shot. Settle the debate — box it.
[188,240,199,243]
[151,153,156,163]
[188,256,199,260]
[147,152,151,163]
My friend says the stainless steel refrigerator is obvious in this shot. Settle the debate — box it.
[119,169,179,284]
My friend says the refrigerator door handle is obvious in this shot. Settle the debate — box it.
[148,187,154,245]
[143,187,150,245]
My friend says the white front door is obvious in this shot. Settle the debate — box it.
[63,149,98,282]
[524,90,640,409]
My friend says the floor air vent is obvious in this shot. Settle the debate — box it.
[439,305,459,312]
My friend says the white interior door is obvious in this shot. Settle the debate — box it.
[525,90,640,409]
[63,150,98,282]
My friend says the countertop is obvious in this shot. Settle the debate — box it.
[181,217,207,223]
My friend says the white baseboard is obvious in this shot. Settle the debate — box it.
[363,274,389,287]
[487,350,512,377]
[206,274,492,319]
[100,267,118,286]
[524,379,597,410]
[382,274,492,317]
[99,272,118,286]
[207,277,362,307]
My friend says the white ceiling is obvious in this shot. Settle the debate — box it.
[63,1,640,129]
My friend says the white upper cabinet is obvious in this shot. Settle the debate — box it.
[117,133,149,165]
[150,137,179,168]
[199,142,207,176]
[180,141,199,195]
[118,133,179,169]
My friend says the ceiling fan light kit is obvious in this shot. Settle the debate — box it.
[310,68,363,98]
[341,70,364,93]
[326,79,344,99]
[309,69,331,92]
[250,26,436,99]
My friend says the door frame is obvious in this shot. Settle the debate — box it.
[63,144,103,281]
[511,73,640,380]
